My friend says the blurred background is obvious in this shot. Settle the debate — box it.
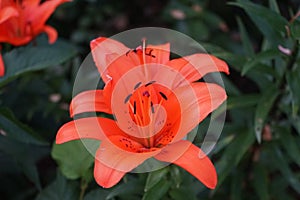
[1,0,300,199]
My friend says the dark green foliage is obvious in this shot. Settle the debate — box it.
[1,0,300,199]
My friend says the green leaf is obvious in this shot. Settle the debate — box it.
[35,171,79,200]
[242,49,279,75]
[252,163,269,200]
[106,177,144,199]
[84,189,110,200]
[236,17,255,57]
[276,126,300,167]
[187,20,209,41]
[51,139,98,179]
[142,179,171,200]
[229,1,288,45]
[169,186,197,200]
[268,0,280,13]
[227,94,259,110]
[1,36,77,87]
[144,167,169,192]
[202,10,226,30]
[212,94,259,119]
[215,129,255,188]
[286,67,300,116]
[230,171,244,200]
[254,86,279,143]
[0,108,47,145]
[272,146,300,194]
[170,165,182,188]
[290,20,300,39]
[0,135,48,190]
[291,116,300,135]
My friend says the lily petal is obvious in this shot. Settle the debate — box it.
[126,43,170,65]
[0,53,4,77]
[94,155,126,188]
[43,25,57,44]
[145,43,170,64]
[170,82,227,142]
[28,0,70,30]
[155,140,217,189]
[56,117,124,144]
[70,90,112,117]
[90,37,129,80]
[167,54,229,87]
[0,6,19,24]
[22,0,41,7]
[96,136,160,172]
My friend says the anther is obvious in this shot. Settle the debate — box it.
[145,80,156,87]
[124,93,132,104]
[150,101,154,113]
[134,82,142,90]
[133,101,136,114]
[145,49,156,58]
[159,92,168,100]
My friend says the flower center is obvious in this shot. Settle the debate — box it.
[125,82,170,147]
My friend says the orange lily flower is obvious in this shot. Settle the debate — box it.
[0,0,69,76]
[56,37,229,189]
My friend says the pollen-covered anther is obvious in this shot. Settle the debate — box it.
[159,91,168,100]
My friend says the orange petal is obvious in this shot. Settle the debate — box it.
[43,25,57,44]
[170,82,227,142]
[70,90,112,117]
[56,117,124,144]
[96,136,160,172]
[0,53,4,77]
[155,140,217,189]
[166,54,229,87]
[94,151,127,188]
[0,6,19,24]
[27,0,69,31]
[145,43,170,64]
[125,43,170,65]
[22,0,41,7]
[90,37,129,80]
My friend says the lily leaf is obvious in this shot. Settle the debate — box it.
[271,146,300,194]
[51,139,97,179]
[35,171,79,200]
[286,67,300,116]
[106,177,144,199]
[84,189,110,200]
[252,163,269,200]
[242,49,279,76]
[276,125,300,167]
[254,86,279,143]
[215,129,255,189]
[230,171,243,200]
[229,1,288,45]
[290,19,300,39]
[236,16,254,57]
[0,135,49,191]
[0,108,47,145]
[1,36,77,87]
[144,167,169,192]
[169,185,197,200]
[142,179,171,200]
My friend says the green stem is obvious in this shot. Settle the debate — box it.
[272,40,299,119]
[279,40,299,89]
[79,178,88,200]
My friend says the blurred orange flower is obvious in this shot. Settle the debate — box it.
[56,37,229,189]
[0,0,69,76]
